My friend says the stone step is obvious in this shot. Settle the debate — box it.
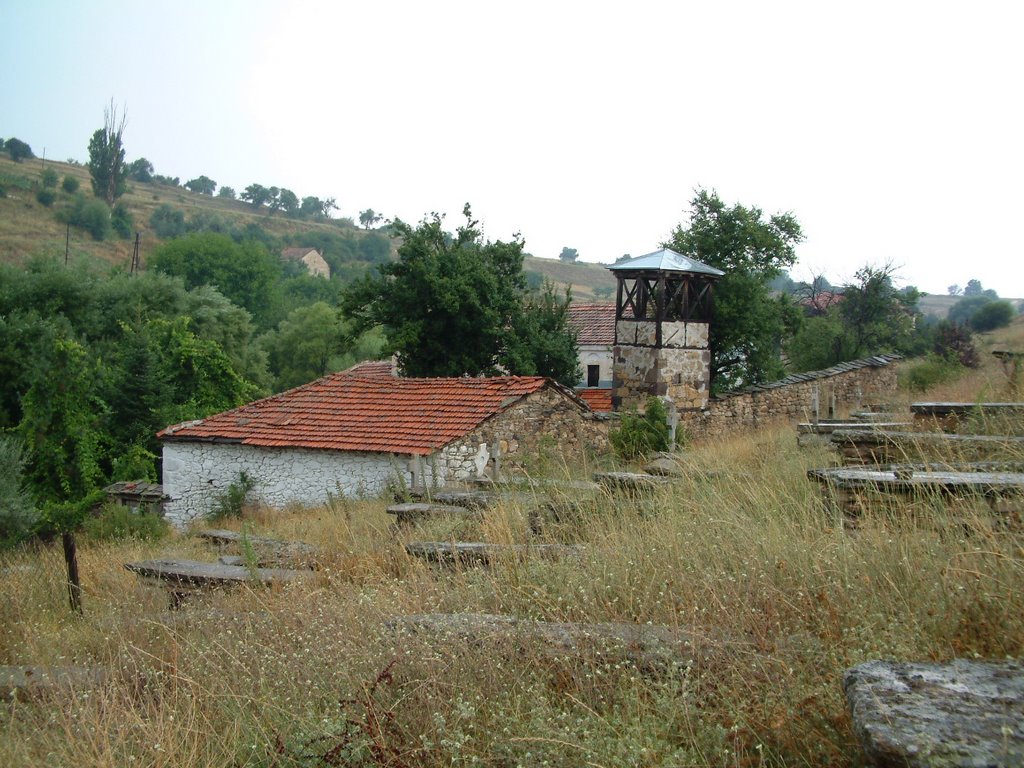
[195,529,319,567]
[385,502,478,525]
[125,559,308,588]
[593,471,670,493]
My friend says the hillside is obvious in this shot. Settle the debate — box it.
[0,154,377,270]
[523,255,616,301]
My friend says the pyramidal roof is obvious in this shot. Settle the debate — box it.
[608,248,724,277]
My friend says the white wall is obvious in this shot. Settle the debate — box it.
[161,442,408,528]
[578,343,613,387]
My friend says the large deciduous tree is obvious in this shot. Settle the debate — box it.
[87,101,128,205]
[341,205,579,384]
[663,189,803,391]
[185,175,217,195]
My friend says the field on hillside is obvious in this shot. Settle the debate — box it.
[0,155,367,270]
[2,322,1022,767]
[524,256,617,301]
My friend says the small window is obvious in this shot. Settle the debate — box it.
[587,364,601,387]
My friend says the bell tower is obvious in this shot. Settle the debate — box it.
[609,249,723,412]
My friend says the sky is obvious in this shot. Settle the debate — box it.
[3,0,1023,296]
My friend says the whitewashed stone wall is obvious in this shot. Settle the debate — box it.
[162,442,407,528]
[578,343,613,387]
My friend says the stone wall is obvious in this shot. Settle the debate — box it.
[161,441,403,528]
[613,320,711,411]
[438,387,610,480]
[677,354,901,441]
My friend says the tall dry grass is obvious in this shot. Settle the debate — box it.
[2,326,1023,766]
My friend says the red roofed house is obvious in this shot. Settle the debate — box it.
[158,371,602,527]
[566,302,616,412]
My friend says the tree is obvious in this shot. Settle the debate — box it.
[663,189,803,390]
[0,436,37,547]
[41,168,59,188]
[217,186,236,200]
[963,279,984,297]
[185,175,217,195]
[558,247,579,263]
[149,204,186,239]
[342,205,578,384]
[127,158,154,182]
[504,280,581,384]
[947,284,963,296]
[359,209,383,229]
[259,302,345,390]
[5,137,33,162]
[277,188,299,216]
[838,263,918,357]
[241,183,272,208]
[57,194,111,240]
[969,300,1014,331]
[87,101,128,205]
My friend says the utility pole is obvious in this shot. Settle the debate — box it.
[65,222,70,266]
[129,232,141,274]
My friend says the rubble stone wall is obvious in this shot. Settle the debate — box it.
[613,320,712,411]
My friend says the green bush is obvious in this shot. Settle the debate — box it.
[900,354,964,393]
[149,203,186,239]
[111,202,134,239]
[57,194,111,240]
[207,471,255,521]
[35,189,57,207]
[62,175,80,194]
[0,436,38,548]
[609,397,671,460]
[82,502,169,542]
[970,300,1014,332]
[40,168,58,188]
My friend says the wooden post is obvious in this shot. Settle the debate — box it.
[61,532,83,614]
[811,386,820,425]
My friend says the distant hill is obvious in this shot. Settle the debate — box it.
[919,293,1024,319]
[0,154,378,271]
[523,256,616,301]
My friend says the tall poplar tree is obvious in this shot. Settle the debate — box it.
[87,101,128,205]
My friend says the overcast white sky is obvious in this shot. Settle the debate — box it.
[3,0,1022,296]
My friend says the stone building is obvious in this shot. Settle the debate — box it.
[158,369,604,527]
[608,249,724,412]
[280,247,330,279]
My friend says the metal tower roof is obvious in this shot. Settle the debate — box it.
[608,248,725,277]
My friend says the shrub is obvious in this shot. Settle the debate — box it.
[111,202,134,238]
[933,321,978,368]
[57,194,111,240]
[40,168,58,188]
[207,471,255,521]
[609,396,671,460]
[149,203,186,239]
[5,137,33,162]
[970,300,1014,332]
[900,354,964,392]
[61,175,80,193]
[35,189,57,207]
[82,502,169,542]
[0,436,38,548]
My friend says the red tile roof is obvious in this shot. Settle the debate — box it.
[567,302,616,345]
[342,359,396,377]
[158,372,577,456]
[577,388,613,413]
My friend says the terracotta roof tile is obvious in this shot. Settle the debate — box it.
[567,302,616,345]
[577,388,613,413]
[158,372,557,456]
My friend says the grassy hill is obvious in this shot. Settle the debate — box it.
[523,256,616,301]
[0,154,374,270]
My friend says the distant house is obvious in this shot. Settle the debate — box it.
[281,247,330,279]
[158,370,602,527]
[566,303,615,407]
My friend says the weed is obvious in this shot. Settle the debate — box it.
[207,471,255,521]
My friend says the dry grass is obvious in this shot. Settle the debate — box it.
[2,416,1022,765]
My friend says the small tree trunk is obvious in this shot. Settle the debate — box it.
[62,532,83,614]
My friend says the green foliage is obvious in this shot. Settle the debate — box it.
[241,183,272,208]
[35,189,56,207]
[259,302,345,390]
[208,471,255,521]
[35,490,105,538]
[838,264,918,355]
[185,175,217,195]
[5,137,33,162]
[127,157,154,182]
[609,397,670,460]
[558,246,578,262]
[342,205,574,380]
[57,194,111,240]
[900,354,964,393]
[40,168,58,188]
[61,175,79,193]
[111,202,134,238]
[787,310,850,371]
[664,189,803,390]
[217,186,236,200]
[109,443,159,483]
[148,232,283,328]
[932,320,979,368]
[87,102,128,205]
[0,436,38,548]
[81,502,169,542]
[359,208,382,229]
[969,300,1014,331]
[504,280,582,386]
[149,203,187,238]
[357,232,392,263]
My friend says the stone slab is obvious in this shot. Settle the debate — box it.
[385,503,478,524]
[0,665,110,700]
[844,659,1024,767]
[594,471,671,492]
[125,559,307,587]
